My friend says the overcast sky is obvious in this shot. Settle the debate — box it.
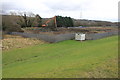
[1,0,119,22]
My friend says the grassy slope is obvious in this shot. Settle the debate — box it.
[3,36,118,78]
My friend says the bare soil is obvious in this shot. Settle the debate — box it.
[23,27,118,35]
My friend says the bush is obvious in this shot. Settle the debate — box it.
[2,15,24,33]
[5,24,24,33]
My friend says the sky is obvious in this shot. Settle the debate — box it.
[1,0,120,22]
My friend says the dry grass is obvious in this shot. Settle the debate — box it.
[2,35,47,51]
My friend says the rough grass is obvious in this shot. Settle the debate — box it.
[2,35,47,51]
[2,36,118,78]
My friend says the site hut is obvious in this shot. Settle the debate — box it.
[75,33,86,41]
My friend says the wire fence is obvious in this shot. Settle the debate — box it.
[11,31,118,43]
[85,31,118,40]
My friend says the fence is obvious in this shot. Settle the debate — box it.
[11,31,118,43]
[11,32,75,43]
[85,31,118,40]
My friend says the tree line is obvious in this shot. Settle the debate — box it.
[56,16,74,27]
[15,12,42,28]
[2,12,42,32]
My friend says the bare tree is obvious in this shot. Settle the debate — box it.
[17,11,35,27]
[10,11,17,16]
[32,14,42,27]
[27,12,35,17]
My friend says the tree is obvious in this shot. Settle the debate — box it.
[27,12,35,27]
[17,15,26,28]
[17,12,35,27]
[2,15,23,32]
[32,14,42,27]
[23,13,27,27]
[10,11,17,15]
[56,16,74,27]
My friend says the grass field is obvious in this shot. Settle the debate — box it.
[2,36,118,78]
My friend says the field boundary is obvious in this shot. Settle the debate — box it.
[11,31,118,42]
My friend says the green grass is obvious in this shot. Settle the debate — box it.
[3,36,118,78]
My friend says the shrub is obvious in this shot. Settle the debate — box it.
[2,15,24,33]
